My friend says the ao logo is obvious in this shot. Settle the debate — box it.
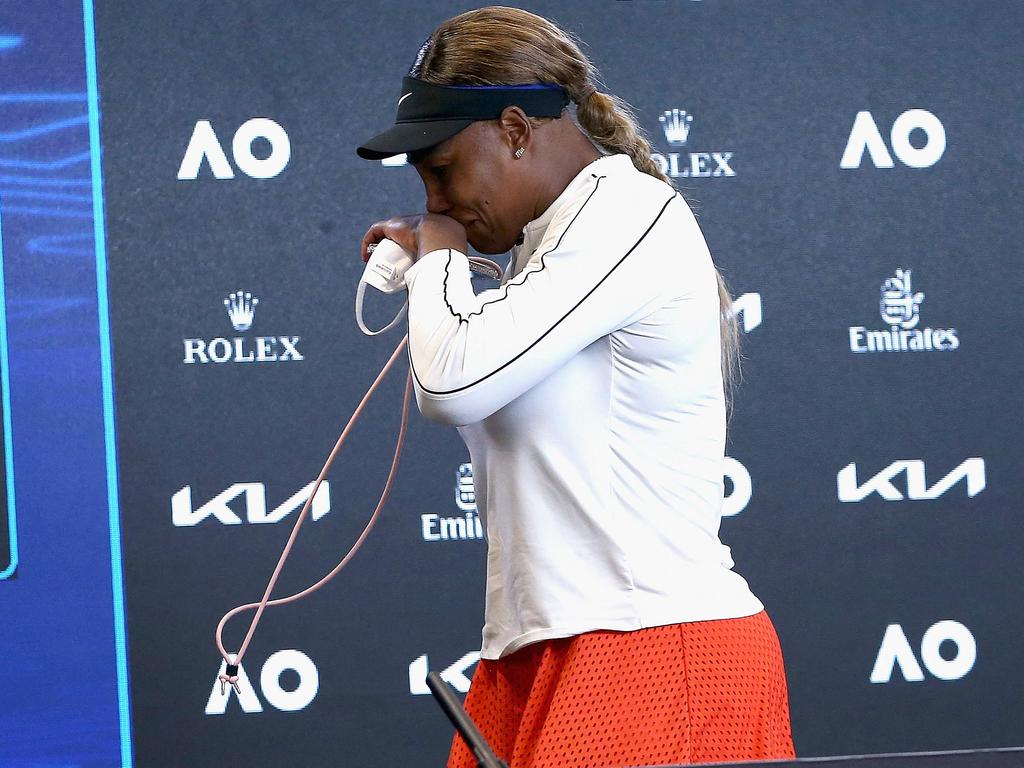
[722,457,752,517]
[837,458,985,502]
[178,118,291,179]
[205,649,319,714]
[409,652,479,695]
[871,621,976,683]
[840,109,945,169]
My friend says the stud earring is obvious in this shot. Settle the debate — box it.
[514,147,526,159]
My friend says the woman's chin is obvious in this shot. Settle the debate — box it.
[469,232,515,256]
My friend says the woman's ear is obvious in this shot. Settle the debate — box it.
[498,106,532,157]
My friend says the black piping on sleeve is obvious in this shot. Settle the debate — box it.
[410,191,680,397]
[442,174,607,323]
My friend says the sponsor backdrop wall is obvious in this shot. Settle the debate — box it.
[3,1,1023,766]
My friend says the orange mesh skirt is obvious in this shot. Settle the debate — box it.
[446,610,795,768]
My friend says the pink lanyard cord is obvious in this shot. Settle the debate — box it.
[215,335,411,693]
[213,251,504,694]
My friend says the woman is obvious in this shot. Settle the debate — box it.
[357,7,794,767]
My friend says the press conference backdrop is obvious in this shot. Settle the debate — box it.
[2,1,1022,766]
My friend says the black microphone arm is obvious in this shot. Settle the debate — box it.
[426,670,509,768]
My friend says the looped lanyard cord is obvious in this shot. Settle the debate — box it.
[213,250,505,689]
[215,335,410,677]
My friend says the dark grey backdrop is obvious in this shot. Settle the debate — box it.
[95,1,1024,766]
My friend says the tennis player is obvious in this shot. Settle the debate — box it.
[357,7,795,767]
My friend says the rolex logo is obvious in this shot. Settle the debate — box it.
[659,108,693,146]
[184,292,299,368]
[651,107,733,178]
[184,291,302,365]
[224,290,259,332]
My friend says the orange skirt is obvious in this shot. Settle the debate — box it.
[446,610,795,768]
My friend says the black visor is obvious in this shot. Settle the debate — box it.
[356,76,570,160]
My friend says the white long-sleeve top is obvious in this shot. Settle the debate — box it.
[403,153,763,660]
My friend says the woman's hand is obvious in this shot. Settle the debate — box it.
[360,213,468,263]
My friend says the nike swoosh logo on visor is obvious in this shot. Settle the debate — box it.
[398,93,412,107]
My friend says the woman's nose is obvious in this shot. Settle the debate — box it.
[424,181,451,215]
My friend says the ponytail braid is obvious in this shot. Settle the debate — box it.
[573,87,670,185]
